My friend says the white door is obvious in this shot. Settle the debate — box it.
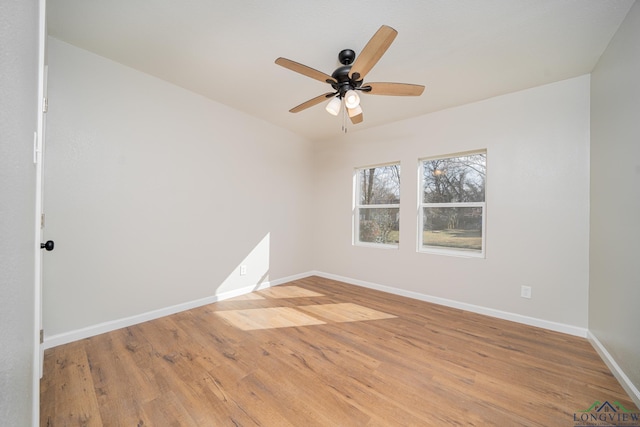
[33,2,48,425]
[35,63,49,376]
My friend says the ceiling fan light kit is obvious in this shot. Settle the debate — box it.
[344,90,360,109]
[275,25,425,130]
[325,97,342,116]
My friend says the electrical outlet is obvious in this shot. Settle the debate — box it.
[521,285,532,299]
[240,265,247,276]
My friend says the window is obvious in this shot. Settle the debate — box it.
[419,151,486,257]
[354,163,400,247]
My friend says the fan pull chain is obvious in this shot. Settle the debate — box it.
[341,98,348,133]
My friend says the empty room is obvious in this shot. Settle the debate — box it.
[2,0,639,426]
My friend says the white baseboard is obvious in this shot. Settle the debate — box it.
[588,331,640,408]
[310,270,589,338]
[268,271,313,287]
[44,271,326,349]
[44,278,274,349]
[46,269,590,350]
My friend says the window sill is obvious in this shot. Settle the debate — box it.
[354,242,399,249]
[418,246,485,258]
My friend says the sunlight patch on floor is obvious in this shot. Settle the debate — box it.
[298,303,397,323]
[214,307,326,330]
[215,303,396,331]
[225,293,266,301]
[258,286,324,299]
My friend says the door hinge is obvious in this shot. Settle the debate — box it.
[43,97,48,113]
[40,329,44,344]
[41,213,45,229]
[33,131,39,165]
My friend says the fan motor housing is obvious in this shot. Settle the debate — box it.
[331,50,363,96]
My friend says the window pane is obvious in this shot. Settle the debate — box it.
[359,165,400,205]
[422,207,482,252]
[422,154,485,203]
[359,208,400,244]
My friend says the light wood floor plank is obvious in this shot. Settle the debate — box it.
[41,276,638,426]
[40,341,103,427]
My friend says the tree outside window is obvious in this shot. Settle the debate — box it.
[420,152,486,257]
[355,164,400,247]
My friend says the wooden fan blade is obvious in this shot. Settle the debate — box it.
[349,25,398,81]
[364,82,425,96]
[289,92,335,113]
[349,109,364,124]
[275,57,337,84]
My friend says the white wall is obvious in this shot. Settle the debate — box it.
[44,38,314,338]
[590,0,640,393]
[313,75,591,330]
[44,36,593,343]
[0,0,38,425]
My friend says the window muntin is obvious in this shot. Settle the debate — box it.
[354,164,400,247]
[419,152,486,257]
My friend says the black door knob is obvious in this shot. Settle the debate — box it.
[40,240,54,251]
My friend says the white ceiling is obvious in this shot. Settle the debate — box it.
[47,0,634,142]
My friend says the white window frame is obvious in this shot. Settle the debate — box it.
[417,151,486,258]
[353,162,401,249]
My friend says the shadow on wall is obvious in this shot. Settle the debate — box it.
[215,232,271,297]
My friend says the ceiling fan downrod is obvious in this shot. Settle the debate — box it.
[329,49,364,98]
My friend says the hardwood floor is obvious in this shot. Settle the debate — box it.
[40,276,638,426]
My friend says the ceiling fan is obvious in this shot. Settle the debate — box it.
[275,25,425,126]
